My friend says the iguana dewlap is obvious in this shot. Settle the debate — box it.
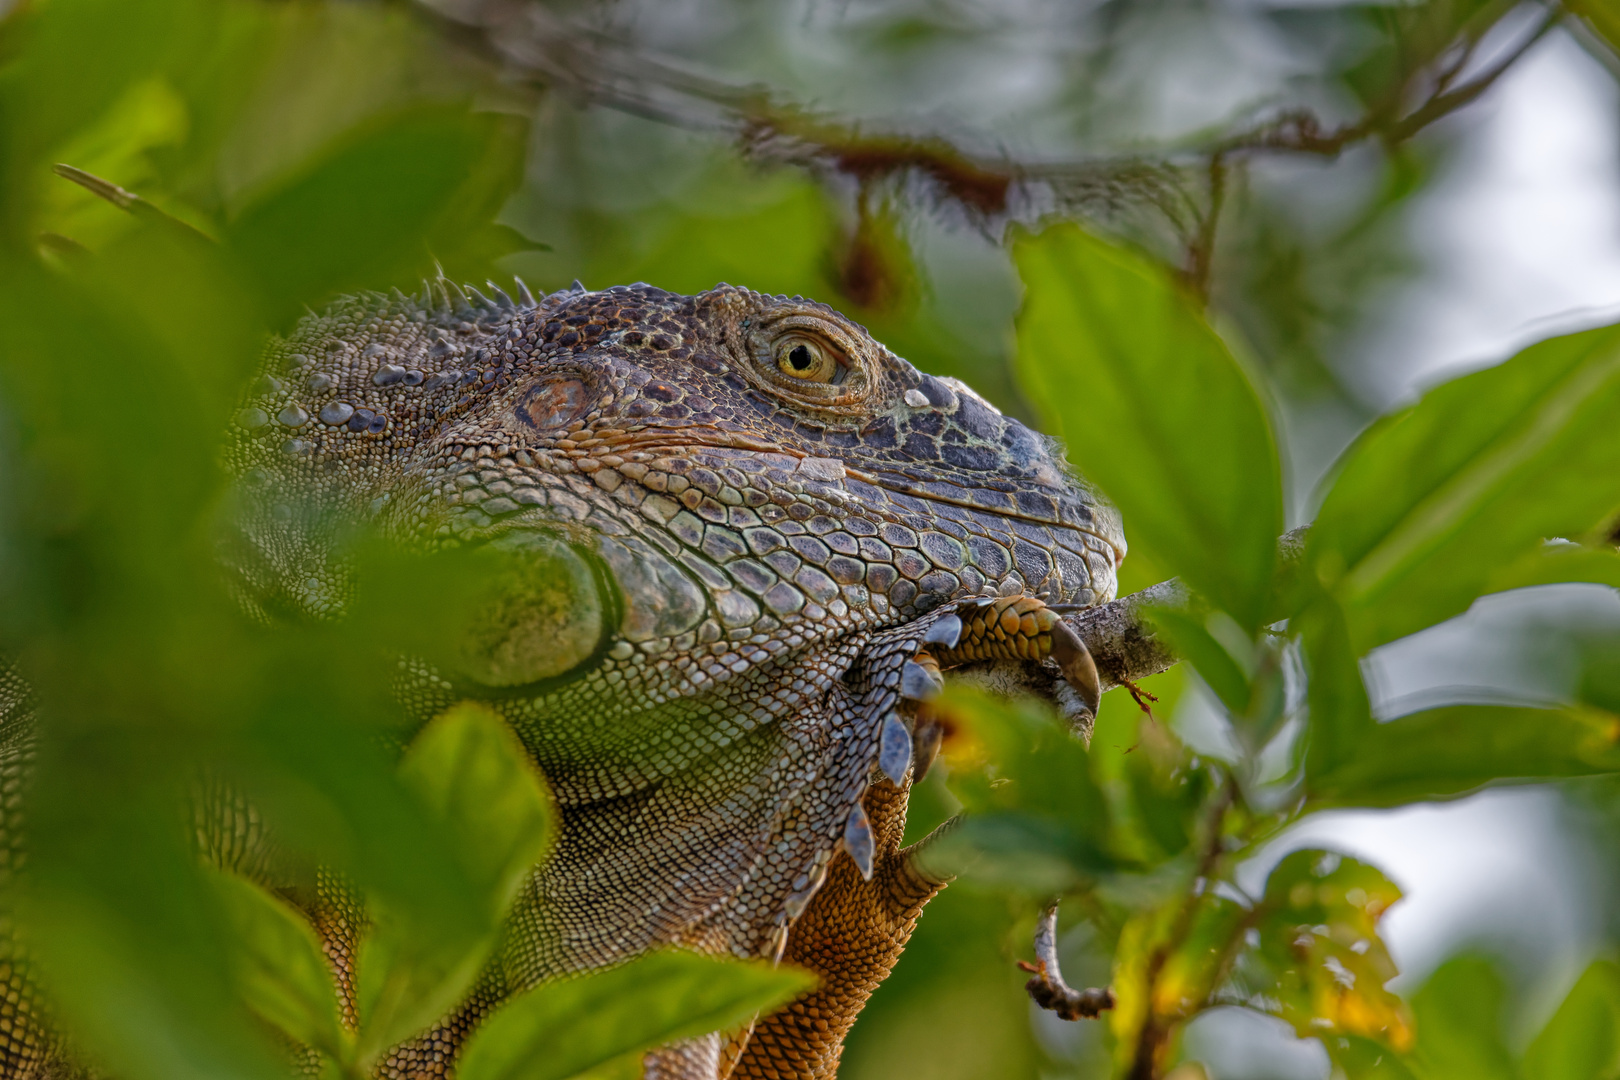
[5,281,1125,1079]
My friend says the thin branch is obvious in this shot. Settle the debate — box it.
[1067,527,1310,693]
[1127,776,1236,1080]
[1384,8,1563,143]
[1182,152,1227,305]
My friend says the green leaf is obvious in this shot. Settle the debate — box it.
[1570,0,1620,62]
[225,104,516,318]
[1254,850,1411,1052]
[1310,323,1620,649]
[1121,726,1211,862]
[221,691,492,1066]
[1522,959,1620,1080]
[1152,894,1249,1019]
[1108,904,1167,1073]
[1307,704,1620,809]
[1486,543,1620,594]
[1409,954,1518,1080]
[1327,1035,1420,1080]
[353,703,555,1063]
[927,813,1088,893]
[0,0,214,238]
[208,869,350,1061]
[1013,223,1284,631]
[456,951,816,1080]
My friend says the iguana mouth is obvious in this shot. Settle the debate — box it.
[572,428,1128,568]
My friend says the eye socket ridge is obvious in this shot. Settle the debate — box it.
[774,334,846,384]
[742,309,876,413]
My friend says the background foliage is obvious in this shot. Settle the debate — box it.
[5,0,1620,1078]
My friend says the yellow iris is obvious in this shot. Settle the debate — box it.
[776,336,841,382]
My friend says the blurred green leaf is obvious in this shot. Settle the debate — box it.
[82,219,265,410]
[351,702,555,1063]
[935,686,1119,883]
[1013,223,1284,632]
[397,702,555,924]
[226,104,520,319]
[1487,543,1620,594]
[931,813,1088,894]
[23,770,287,1080]
[1579,637,1620,719]
[1146,604,1289,755]
[1571,0,1620,62]
[351,701,554,1063]
[1409,954,1518,1080]
[509,162,836,300]
[1309,704,1620,809]
[1122,725,1211,863]
[208,869,350,1061]
[37,81,199,251]
[355,919,490,1067]
[1298,597,1376,783]
[1109,902,1172,1074]
[1255,849,1410,1052]
[1327,1035,1420,1080]
[1310,323,1620,650]
[1153,894,1248,1020]
[1522,958,1620,1080]
[456,951,815,1080]
[0,0,214,241]
[220,690,491,1065]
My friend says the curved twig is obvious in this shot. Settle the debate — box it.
[1018,903,1115,1020]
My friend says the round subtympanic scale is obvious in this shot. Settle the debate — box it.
[512,376,592,431]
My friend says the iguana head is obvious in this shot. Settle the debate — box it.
[224,280,1122,699]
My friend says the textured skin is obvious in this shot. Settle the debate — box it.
[0,280,1124,1078]
[729,780,948,1078]
[0,664,46,1074]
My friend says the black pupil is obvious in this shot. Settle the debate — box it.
[788,344,814,371]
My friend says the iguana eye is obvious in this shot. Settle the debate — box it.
[743,309,873,412]
[775,336,844,383]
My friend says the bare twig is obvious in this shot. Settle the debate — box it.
[1018,903,1115,1020]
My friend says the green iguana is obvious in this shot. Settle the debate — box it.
[1,279,1125,1079]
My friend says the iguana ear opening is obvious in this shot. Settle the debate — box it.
[453,531,612,690]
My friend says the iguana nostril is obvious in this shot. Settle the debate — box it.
[513,375,592,430]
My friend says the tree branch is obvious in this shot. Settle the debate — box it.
[416,0,1555,257]
[1064,526,1310,693]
